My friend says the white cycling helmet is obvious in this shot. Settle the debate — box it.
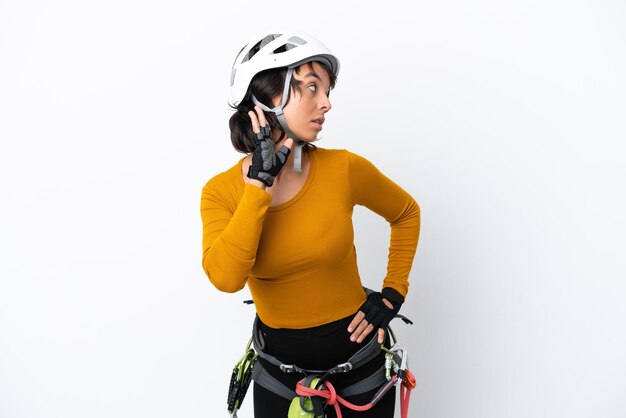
[229,30,340,106]
[229,30,340,172]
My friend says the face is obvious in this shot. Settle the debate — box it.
[274,61,333,142]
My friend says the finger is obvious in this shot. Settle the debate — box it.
[282,137,294,150]
[356,324,374,344]
[254,105,269,127]
[377,328,385,344]
[350,319,370,342]
[348,311,365,333]
[248,110,260,134]
[276,146,290,164]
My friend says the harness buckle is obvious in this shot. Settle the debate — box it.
[333,362,353,373]
[279,364,297,373]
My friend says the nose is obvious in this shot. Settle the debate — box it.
[319,93,332,113]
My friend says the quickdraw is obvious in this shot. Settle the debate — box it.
[226,338,257,418]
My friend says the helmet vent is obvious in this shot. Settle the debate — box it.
[242,34,282,64]
[232,45,246,69]
[270,36,308,54]
[272,43,297,54]
[287,36,307,45]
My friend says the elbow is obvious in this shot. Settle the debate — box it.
[202,256,247,293]
[408,197,420,217]
[410,198,421,236]
[411,198,420,224]
[209,275,246,293]
[392,197,420,227]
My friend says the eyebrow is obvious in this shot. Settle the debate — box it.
[303,71,323,82]
[302,71,331,91]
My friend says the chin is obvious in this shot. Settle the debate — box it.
[292,133,317,142]
[290,126,320,142]
[304,130,322,142]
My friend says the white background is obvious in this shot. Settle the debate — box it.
[1,1,625,417]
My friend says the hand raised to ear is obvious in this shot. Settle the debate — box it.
[247,106,293,187]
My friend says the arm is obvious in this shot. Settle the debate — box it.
[200,182,272,293]
[347,152,421,342]
[348,152,421,297]
[201,106,292,293]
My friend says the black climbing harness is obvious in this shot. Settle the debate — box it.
[226,308,414,418]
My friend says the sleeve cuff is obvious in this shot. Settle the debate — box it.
[381,287,405,305]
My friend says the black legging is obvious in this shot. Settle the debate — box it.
[253,314,395,418]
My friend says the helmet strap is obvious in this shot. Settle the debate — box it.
[251,67,305,173]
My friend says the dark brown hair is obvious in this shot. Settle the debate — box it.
[228,61,337,154]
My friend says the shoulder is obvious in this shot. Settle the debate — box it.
[312,147,357,165]
[311,147,378,175]
[203,158,243,186]
[201,158,245,204]
[314,147,371,162]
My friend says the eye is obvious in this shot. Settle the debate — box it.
[308,84,317,92]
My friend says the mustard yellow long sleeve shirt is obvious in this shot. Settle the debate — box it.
[200,148,420,329]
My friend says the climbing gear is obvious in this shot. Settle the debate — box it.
[381,343,416,418]
[226,338,257,418]
[226,289,416,417]
[288,377,324,418]
[247,123,291,186]
[294,376,395,418]
[225,318,415,417]
[290,334,416,418]
[229,30,340,173]
[252,315,383,380]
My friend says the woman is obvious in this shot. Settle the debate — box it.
[200,31,420,418]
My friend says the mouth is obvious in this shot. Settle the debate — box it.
[311,118,325,130]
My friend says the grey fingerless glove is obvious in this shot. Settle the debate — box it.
[247,125,290,187]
